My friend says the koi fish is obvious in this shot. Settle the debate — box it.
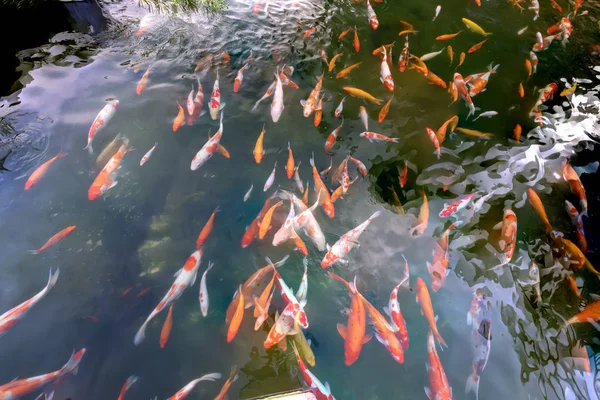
[474,111,498,120]
[292,342,335,399]
[360,131,399,143]
[468,39,487,53]
[432,5,441,21]
[95,134,123,170]
[136,66,151,95]
[287,192,326,251]
[187,75,205,125]
[399,36,410,72]
[191,112,223,171]
[360,288,404,363]
[336,62,362,79]
[259,200,283,240]
[353,26,360,51]
[335,97,345,117]
[328,53,344,72]
[411,192,429,236]
[303,25,318,39]
[465,290,492,400]
[447,45,454,64]
[457,52,466,68]
[159,304,174,348]
[264,161,277,191]
[529,0,540,20]
[273,269,309,328]
[329,273,371,365]
[514,124,522,141]
[378,96,393,123]
[0,268,59,336]
[85,100,119,154]
[244,184,253,202]
[253,282,275,331]
[314,96,323,127]
[30,225,77,255]
[338,28,351,39]
[325,120,343,152]
[492,209,517,266]
[439,193,476,218]
[399,162,408,188]
[213,366,238,400]
[463,18,492,36]
[139,142,157,166]
[467,64,499,97]
[301,73,324,117]
[0,349,85,399]
[525,59,532,77]
[366,0,379,29]
[561,82,577,96]
[227,284,245,343]
[252,80,276,111]
[398,20,417,36]
[420,48,445,61]
[528,261,542,303]
[349,156,368,176]
[436,31,462,40]
[294,162,304,192]
[518,82,525,98]
[254,126,265,164]
[321,211,381,268]
[425,127,441,159]
[565,200,587,253]
[380,46,394,91]
[567,299,600,325]
[25,151,67,191]
[209,72,225,120]
[383,256,410,349]
[416,278,447,347]
[199,261,213,317]
[425,330,452,400]
[453,73,475,116]
[435,115,458,144]
[134,250,203,345]
[343,87,383,104]
[117,376,138,400]
[271,71,285,123]
[527,188,552,232]
[561,237,599,275]
[166,373,222,400]
[173,101,185,132]
[563,161,587,216]
[455,127,493,139]
[309,153,335,218]
[196,207,219,248]
[240,194,276,248]
[428,223,457,292]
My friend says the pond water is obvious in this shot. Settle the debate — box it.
[1,0,600,398]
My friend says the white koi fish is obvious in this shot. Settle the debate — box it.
[140,142,158,166]
[264,161,277,191]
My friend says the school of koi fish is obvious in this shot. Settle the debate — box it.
[4,0,600,397]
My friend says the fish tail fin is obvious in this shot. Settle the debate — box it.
[134,322,148,345]
[391,137,400,143]
[58,349,85,378]
[485,32,493,36]
[435,331,448,348]
[124,376,139,391]
[465,372,480,400]
[57,151,68,159]
[309,152,315,167]
[28,249,39,255]
[84,142,93,155]
[46,268,60,290]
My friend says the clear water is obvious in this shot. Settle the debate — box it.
[1,0,600,398]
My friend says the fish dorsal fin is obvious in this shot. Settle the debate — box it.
[362,333,373,344]
[382,306,391,316]
[173,268,183,278]
[337,324,348,339]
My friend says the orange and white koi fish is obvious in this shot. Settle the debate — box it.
[325,121,343,153]
[117,376,138,400]
[453,73,475,116]
[467,64,499,97]
[227,284,245,343]
[380,46,394,91]
[436,31,462,40]
[426,70,447,88]
[336,62,362,79]
[271,71,285,123]
[88,135,133,201]
[303,25,318,39]
[252,80,276,111]
[353,26,360,51]
[492,209,517,266]
[240,194,275,248]
[191,112,223,171]
[425,331,452,400]
[166,373,221,400]
[139,142,157,166]
[196,207,219,248]
[173,101,186,132]
[134,250,203,345]
[264,161,277,191]
[416,278,447,347]
[366,0,379,29]
[427,223,457,292]
[233,64,248,93]
[309,154,335,218]
[198,261,213,317]
[264,305,295,349]
[329,273,371,365]
[254,126,265,164]
[209,72,225,120]
[343,87,383,104]
[85,100,119,154]
[383,256,410,349]
[563,161,587,217]
[253,279,275,330]
[335,97,345,117]
[360,131,399,143]
[25,151,67,191]
[321,211,380,268]
[159,304,174,348]
[565,200,587,253]
[301,73,324,117]
[398,36,410,72]
[425,127,441,159]
[527,188,552,232]
[314,96,323,127]
[292,343,335,400]
[378,96,393,123]
[399,162,408,188]
[273,269,309,329]
[529,0,540,20]
[349,156,368,176]
[0,349,85,399]
[214,366,238,400]
[136,65,151,95]
[532,33,559,52]
[0,268,59,336]
[435,115,458,144]
[468,39,487,54]
[187,75,205,125]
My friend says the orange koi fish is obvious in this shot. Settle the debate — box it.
[241,194,275,248]
[25,151,67,191]
[214,366,238,400]
[468,39,487,53]
[436,31,462,40]
[416,278,447,347]
[426,70,447,88]
[259,200,283,240]
[328,53,344,72]
[329,273,371,366]
[354,26,360,52]
[336,62,362,79]
[425,331,452,400]
[447,45,454,64]
[166,373,221,400]
[436,115,458,144]
[399,162,408,188]
[339,28,352,39]
[567,299,600,325]
[372,42,395,57]
[527,188,552,232]
[514,124,522,141]
[227,285,245,343]
[159,304,174,348]
[360,291,404,363]
[30,226,76,255]
[427,222,458,292]
[136,66,151,95]
[349,156,368,176]
[563,162,587,216]
[411,192,429,236]
[117,376,138,400]
[173,101,185,132]
[455,127,493,139]
[303,25,318,39]
[286,142,295,179]
[196,207,219,248]
[314,96,323,127]
[342,87,383,104]
[253,126,265,164]
[525,59,532,77]
[378,96,393,123]
[398,20,416,36]
[325,120,343,152]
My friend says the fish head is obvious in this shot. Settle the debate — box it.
[323,202,335,218]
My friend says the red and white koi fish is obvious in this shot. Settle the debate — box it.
[271,71,285,123]
[465,289,492,400]
[187,75,205,125]
[366,0,379,30]
[325,120,343,152]
[548,18,572,46]
[88,138,134,200]
[467,64,499,97]
[191,112,223,171]
[529,83,558,117]
[209,72,225,120]
[453,73,475,116]
[329,273,371,366]
[383,255,410,349]
[25,151,67,191]
[85,100,119,154]
[0,268,59,336]
[273,269,308,328]
[166,373,221,400]
[439,193,476,217]
[117,375,138,400]
[334,97,345,117]
[492,209,517,266]
[399,36,410,72]
[416,278,447,347]
[321,211,381,268]
[359,131,399,143]
[0,349,85,399]
[264,307,294,349]
[350,156,368,176]
[380,46,394,92]
[427,223,457,292]
[264,161,277,191]
[134,250,203,345]
[425,127,441,159]
[425,331,452,400]
[529,0,540,20]
[252,81,276,112]
[140,142,157,166]
[199,261,213,317]
[301,73,324,117]
[292,343,336,400]
[233,64,248,93]
[532,34,559,52]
